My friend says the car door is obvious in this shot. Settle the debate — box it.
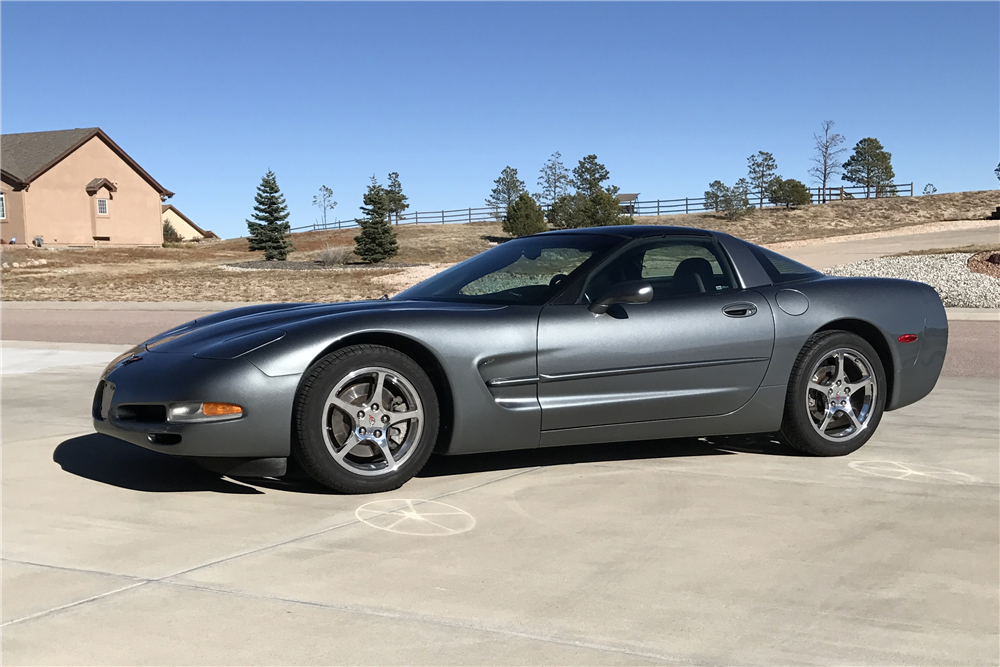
[536,236,775,431]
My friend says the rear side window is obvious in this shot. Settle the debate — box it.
[747,244,822,284]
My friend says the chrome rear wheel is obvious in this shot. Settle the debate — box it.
[779,331,886,457]
[805,348,878,442]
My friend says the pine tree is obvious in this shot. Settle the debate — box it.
[485,166,526,220]
[720,180,754,221]
[842,138,895,198]
[354,176,398,263]
[549,154,628,228]
[162,220,181,243]
[534,151,571,210]
[747,151,778,207]
[386,172,409,225]
[246,170,294,261]
[767,177,812,208]
[704,180,726,212]
[571,154,611,197]
[503,192,547,237]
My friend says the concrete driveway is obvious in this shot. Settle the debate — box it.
[3,327,998,664]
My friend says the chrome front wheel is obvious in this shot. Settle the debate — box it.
[321,366,424,477]
[293,345,439,493]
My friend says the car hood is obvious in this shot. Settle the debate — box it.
[143,299,505,357]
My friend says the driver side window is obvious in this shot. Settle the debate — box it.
[585,238,737,302]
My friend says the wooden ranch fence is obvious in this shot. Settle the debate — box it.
[292,182,913,232]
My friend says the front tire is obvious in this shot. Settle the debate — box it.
[292,345,439,493]
[778,331,886,457]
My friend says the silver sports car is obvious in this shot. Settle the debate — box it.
[93,226,947,493]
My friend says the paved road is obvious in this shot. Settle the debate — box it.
[780,223,999,269]
[2,342,997,664]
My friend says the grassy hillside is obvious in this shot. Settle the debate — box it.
[1,189,996,302]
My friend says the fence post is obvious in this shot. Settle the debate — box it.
[685,198,689,214]
[441,211,445,224]
[469,208,472,223]
[657,200,660,216]
[415,211,418,225]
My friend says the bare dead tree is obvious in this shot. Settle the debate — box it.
[808,120,847,203]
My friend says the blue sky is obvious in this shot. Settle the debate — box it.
[2,2,997,239]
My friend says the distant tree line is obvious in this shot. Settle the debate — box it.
[245,119,935,262]
[485,153,631,237]
[703,121,899,221]
[246,171,410,263]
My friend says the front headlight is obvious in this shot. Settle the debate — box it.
[167,402,244,423]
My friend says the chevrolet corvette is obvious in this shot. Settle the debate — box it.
[93,226,947,493]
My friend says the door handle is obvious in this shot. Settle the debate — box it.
[723,302,757,318]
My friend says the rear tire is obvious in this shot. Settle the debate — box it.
[292,344,439,493]
[778,331,886,457]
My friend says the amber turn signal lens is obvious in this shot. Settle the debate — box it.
[202,402,243,416]
[897,334,919,344]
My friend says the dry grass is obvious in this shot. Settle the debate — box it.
[2,190,996,303]
[631,189,1000,245]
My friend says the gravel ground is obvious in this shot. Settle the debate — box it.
[827,253,1000,308]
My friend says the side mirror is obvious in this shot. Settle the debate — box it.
[588,280,653,314]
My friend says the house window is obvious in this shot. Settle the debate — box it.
[0,193,5,219]
[97,198,108,216]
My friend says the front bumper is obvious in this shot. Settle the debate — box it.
[92,348,301,459]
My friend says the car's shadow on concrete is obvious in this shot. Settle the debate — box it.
[417,433,803,478]
[55,432,802,495]
[53,434,264,494]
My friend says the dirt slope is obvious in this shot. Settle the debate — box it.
[1,189,996,302]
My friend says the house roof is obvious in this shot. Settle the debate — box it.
[616,193,640,203]
[85,178,118,194]
[0,127,173,197]
[162,204,216,238]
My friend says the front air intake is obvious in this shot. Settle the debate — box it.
[113,404,168,423]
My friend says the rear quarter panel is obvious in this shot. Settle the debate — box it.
[756,276,947,411]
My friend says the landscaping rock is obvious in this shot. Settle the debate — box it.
[828,253,1000,308]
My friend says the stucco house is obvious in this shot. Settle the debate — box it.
[1,127,173,247]
[162,204,215,241]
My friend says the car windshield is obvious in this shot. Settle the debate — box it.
[395,233,623,305]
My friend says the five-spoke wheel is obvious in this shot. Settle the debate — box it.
[293,345,439,493]
[780,331,886,456]
[321,366,424,476]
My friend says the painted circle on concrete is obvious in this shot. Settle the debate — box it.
[355,499,476,536]
[849,460,982,485]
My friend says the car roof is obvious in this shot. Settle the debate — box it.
[535,225,716,239]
